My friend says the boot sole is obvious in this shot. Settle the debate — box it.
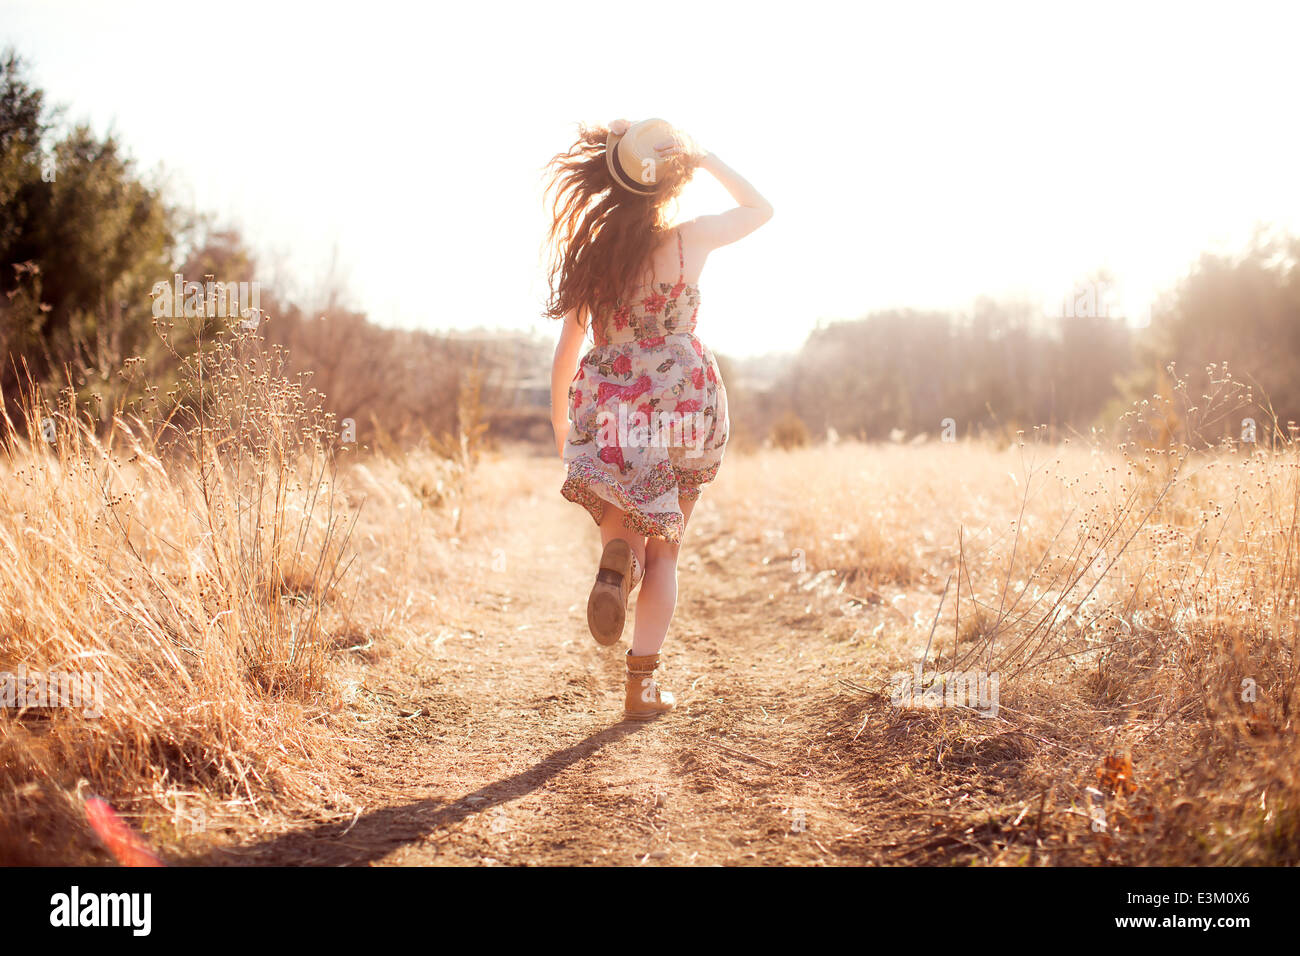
[587,538,632,646]
[622,709,671,721]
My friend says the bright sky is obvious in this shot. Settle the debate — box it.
[5,0,1299,357]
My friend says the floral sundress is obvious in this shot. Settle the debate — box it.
[561,229,729,542]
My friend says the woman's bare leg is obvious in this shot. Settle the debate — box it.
[630,497,696,656]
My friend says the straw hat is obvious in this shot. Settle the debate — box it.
[606,118,680,195]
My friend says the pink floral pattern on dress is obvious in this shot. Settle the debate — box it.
[561,229,729,542]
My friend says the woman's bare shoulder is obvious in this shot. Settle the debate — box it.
[675,218,709,251]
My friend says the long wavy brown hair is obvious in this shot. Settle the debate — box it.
[544,123,696,333]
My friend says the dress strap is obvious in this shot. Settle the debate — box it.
[675,229,685,285]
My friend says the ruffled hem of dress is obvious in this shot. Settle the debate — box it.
[560,457,685,542]
[672,460,721,500]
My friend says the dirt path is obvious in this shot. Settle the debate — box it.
[196,462,1028,866]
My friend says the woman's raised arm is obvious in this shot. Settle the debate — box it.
[667,143,774,250]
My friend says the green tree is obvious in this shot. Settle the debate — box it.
[0,50,173,421]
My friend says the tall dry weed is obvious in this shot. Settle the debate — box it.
[0,306,397,863]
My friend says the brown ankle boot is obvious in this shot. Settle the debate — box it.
[587,539,638,646]
[624,652,676,720]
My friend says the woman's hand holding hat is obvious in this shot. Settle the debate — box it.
[654,128,704,165]
[605,118,703,193]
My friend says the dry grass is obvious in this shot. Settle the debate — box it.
[708,368,1299,864]
[5,331,1296,865]
[0,318,467,864]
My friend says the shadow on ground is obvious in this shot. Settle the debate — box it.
[180,720,649,866]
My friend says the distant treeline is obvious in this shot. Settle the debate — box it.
[778,302,1132,441]
[731,237,1300,447]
